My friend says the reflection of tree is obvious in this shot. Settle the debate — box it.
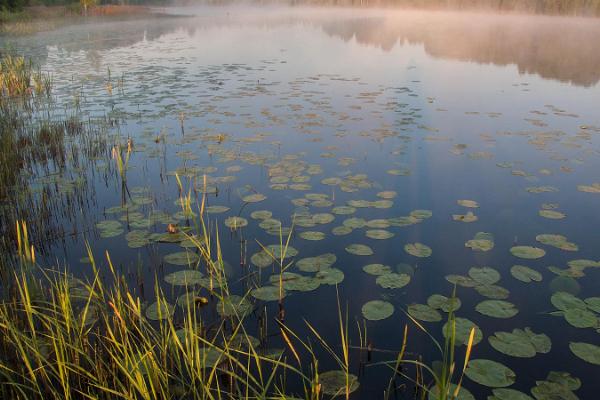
[321,14,600,86]
[12,12,600,87]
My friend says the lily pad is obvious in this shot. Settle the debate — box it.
[224,216,248,229]
[146,301,175,321]
[510,246,546,259]
[362,300,394,321]
[427,294,461,313]
[366,229,394,240]
[251,286,285,302]
[476,300,518,318]
[469,267,501,285]
[363,264,392,276]
[569,342,600,365]
[319,370,360,395]
[442,317,483,346]
[408,304,442,322]
[490,388,534,400]
[164,252,200,266]
[299,231,325,241]
[376,273,411,289]
[315,268,344,285]
[404,243,432,258]
[217,295,253,318]
[564,308,597,328]
[164,270,204,285]
[345,244,374,256]
[465,359,516,387]
[457,199,479,208]
[242,194,266,203]
[511,265,542,283]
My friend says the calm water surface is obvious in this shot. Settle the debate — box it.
[3,7,600,398]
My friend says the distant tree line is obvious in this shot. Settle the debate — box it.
[0,0,167,12]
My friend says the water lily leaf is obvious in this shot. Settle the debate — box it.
[217,295,253,318]
[490,388,534,400]
[164,252,200,266]
[164,270,204,285]
[511,265,542,283]
[363,264,392,276]
[299,231,325,240]
[585,297,600,313]
[442,318,483,346]
[251,286,284,302]
[577,183,600,193]
[266,245,298,259]
[429,384,475,400]
[271,272,320,292]
[410,209,432,219]
[315,268,344,285]
[569,342,600,365]
[250,210,272,220]
[366,229,394,240]
[146,301,175,321]
[242,194,266,203]
[345,244,374,256]
[465,359,516,387]
[536,234,578,251]
[376,273,411,289]
[312,213,335,224]
[319,370,360,395]
[453,211,478,222]
[468,267,500,285]
[489,331,537,358]
[475,284,510,300]
[539,209,566,219]
[296,253,336,272]
[457,199,479,208]
[332,226,353,235]
[224,216,248,229]
[546,371,581,391]
[377,191,397,199]
[446,275,478,287]
[551,292,586,311]
[408,304,442,322]
[404,243,432,257]
[205,205,230,214]
[564,308,598,328]
[531,381,578,400]
[427,294,461,313]
[510,246,545,259]
[476,300,518,318]
[343,217,366,229]
[466,232,494,251]
[332,206,356,215]
[362,300,394,321]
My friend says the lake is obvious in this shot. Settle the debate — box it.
[2,6,600,399]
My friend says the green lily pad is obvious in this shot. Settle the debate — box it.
[404,243,432,257]
[164,251,200,266]
[510,246,546,259]
[363,264,392,276]
[468,267,501,285]
[362,300,394,321]
[465,359,516,387]
[453,212,478,223]
[539,210,566,219]
[332,226,353,235]
[224,216,248,229]
[427,295,461,313]
[332,206,356,215]
[250,210,272,220]
[217,295,253,318]
[585,297,600,313]
[205,205,230,214]
[489,331,537,358]
[319,370,360,395]
[569,342,600,365]
[299,231,325,241]
[442,318,483,346]
[429,384,475,400]
[408,304,442,322]
[366,229,394,240]
[146,301,175,321]
[376,273,411,289]
[296,253,336,272]
[271,272,320,292]
[410,210,432,219]
[345,244,374,256]
[511,265,542,283]
[242,194,266,203]
[251,286,285,302]
[476,300,518,318]
[551,292,586,311]
[164,270,204,285]
[465,232,494,251]
[536,234,578,251]
[564,308,598,328]
[490,388,534,400]
[475,285,510,300]
[457,199,479,208]
[315,268,344,285]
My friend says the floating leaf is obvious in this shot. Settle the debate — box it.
[362,300,394,321]
[217,295,253,318]
[564,308,597,328]
[569,342,600,365]
[510,246,545,259]
[427,294,461,313]
[404,243,432,258]
[363,264,392,276]
[145,301,175,321]
[429,384,475,400]
[242,194,266,203]
[510,265,542,283]
[251,286,284,302]
[442,318,483,346]
[408,304,442,322]
[345,244,373,256]
[457,199,479,208]
[315,268,344,285]
[465,359,516,387]
[376,273,411,289]
[366,229,394,240]
[476,300,518,318]
[164,252,200,266]
[539,210,566,219]
[465,232,494,251]
[490,388,534,400]
[224,216,248,229]
[468,266,501,285]
[164,270,204,285]
[319,370,360,395]
[551,292,586,311]
[299,231,325,241]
